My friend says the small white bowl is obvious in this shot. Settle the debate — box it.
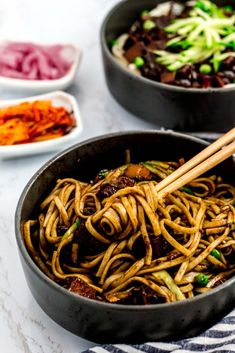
[0,91,83,159]
[0,44,81,93]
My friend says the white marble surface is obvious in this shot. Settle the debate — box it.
[0,1,155,352]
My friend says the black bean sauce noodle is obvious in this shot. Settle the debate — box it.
[24,158,235,304]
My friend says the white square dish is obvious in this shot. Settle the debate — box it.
[0,91,83,159]
[0,44,81,93]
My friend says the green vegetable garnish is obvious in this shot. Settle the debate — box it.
[143,19,155,30]
[181,186,195,195]
[98,169,109,179]
[167,38,191,49]
[211,249,221,259]
[134,56,145,68]
[62,220,81,240]
[210,57,221,72]
[111,39,119,47]
[154,0,235,72]
[141,10,149,17]
[194,0,211,13]
[222,40,235,48]
[224,5,233,13]
[141,162,169,179]
[194,273,209,286]
[221,26,235,35]
[199,63,212,74]
[152,270,185,301]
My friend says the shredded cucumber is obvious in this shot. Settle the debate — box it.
[154,0,235,72]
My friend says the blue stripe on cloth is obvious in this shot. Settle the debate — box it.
[197,329,235,339]
[140,343,181,352]
[102,345,129,353]
[220,316,235,324]
[81,310,235,353]
[115,344,151,352]
[175,337,235,351]
[86,346,128,353]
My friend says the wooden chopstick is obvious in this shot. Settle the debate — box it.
[157,129,235,199]
[155,127,235,194]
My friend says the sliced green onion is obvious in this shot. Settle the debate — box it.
[143,19,155,30]
[133,56,145,68]
[199,63,212,74]
[194,273,209,286]
[211,249,221,259]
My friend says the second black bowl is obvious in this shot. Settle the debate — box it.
[101,0,235,132]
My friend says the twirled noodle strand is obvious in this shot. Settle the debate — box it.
[23,159,235,304]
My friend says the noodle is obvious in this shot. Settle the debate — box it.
[23,158,235,304]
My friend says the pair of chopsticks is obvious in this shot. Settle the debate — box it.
[156,127,235,199]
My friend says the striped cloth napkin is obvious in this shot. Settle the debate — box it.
[82,309,235,353]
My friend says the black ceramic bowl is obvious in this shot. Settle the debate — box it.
[101,0,235,132]
[15,131,235,343]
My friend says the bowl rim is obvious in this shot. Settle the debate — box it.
[100,0,235,94]
[15,130,235,311]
